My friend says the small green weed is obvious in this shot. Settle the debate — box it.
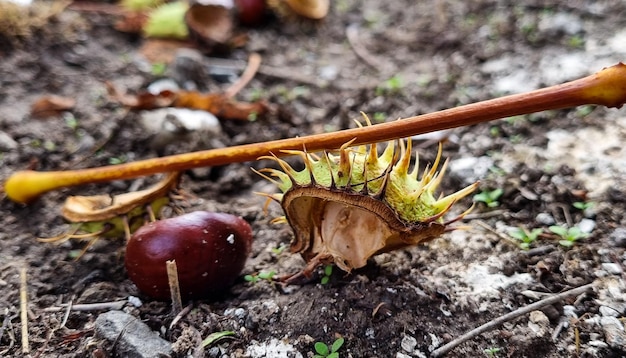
[270,244,287,255]
[200,330,235,348]
[483,346,502,357]
[572,201,594,211]
[321,264,333,285]
[375,75,404,96]
[313,337,344,358]
[150,62,167,76]
[473,188,503,208]
[549,225,589,248]
[244,270,276,284]
[509,227,542,250]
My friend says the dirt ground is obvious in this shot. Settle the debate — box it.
[1,1,626,357]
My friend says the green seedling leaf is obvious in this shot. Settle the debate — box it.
[315,342,330,356]
[324,265,333,277]
[258,271,276,280]
[331,337,345,352]
[549,225,568,237]
[200,330,235,348]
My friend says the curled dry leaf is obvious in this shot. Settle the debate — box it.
[185,3,233,49]
[107,83,268,121]
[257,133,477,283]
[39,172,182,254]
[30,95,76,119]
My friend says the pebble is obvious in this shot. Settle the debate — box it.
[448,156,494,185]
[577,219,595,234]
[95,310,172,358]
[528,311,550,337]
[535,212,555,225]
[400,334,417,353]
[538,12,583,36]
[600,316,626,351]
[0,130,18,151]
[601,263,623,275]
[599,306,620,318]
[609,228,626,248]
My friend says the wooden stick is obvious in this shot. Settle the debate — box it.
[166,260,183,314]
[19,266,30,354]
[430,282,594,357]
[4,63,626,204]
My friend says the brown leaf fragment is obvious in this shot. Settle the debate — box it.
[106,83,267,121]
[173,92,268,121]
[30,95,75,119]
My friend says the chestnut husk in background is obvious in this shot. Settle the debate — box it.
[125,211,253,300]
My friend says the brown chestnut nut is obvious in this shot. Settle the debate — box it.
[125,211,253,300]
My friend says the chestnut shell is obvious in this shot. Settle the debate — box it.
[125,211,253,300]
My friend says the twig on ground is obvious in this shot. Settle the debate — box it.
[60,297,74,329]
[19,266,30,354]
[42,300,127,313]
[431,282,595,357]
[169,303,193,330]
[463,209,507,220]
[167,260,183,315]
[473,219,518,246]
[523,245,555,257]
[346,24,386,72]
[224,53,262,99]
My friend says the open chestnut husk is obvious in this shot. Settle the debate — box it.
[125,211,253,300]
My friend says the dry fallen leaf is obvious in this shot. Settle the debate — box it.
[107,83,267,121]
[30,95,76,119]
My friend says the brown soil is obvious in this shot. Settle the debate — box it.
[1,1,625,357]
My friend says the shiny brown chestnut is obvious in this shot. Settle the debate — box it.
[125,211,253,300]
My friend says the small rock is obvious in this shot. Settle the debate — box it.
[577,219,595,234]
[448,156,494,185]
[245,338,303,358]
[95,310,172,358]
[601,263,623,275]
[588,340,609,349]
[147,78,180,94]
[140,108,223,152]
[535,212,555,225]
[609,228,626,248]
[0,130,18,151]
[400,334,417,353]
[539,12,584,36]
[599,306,620,318]
[528,311,550,337]
[600,316,626,350]
[318,65,338,81]
[396,353,412,358]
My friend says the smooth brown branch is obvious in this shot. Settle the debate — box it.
[4,63,626,204]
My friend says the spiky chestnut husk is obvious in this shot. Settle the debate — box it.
[143,1,189,39]
[256,138,477,278]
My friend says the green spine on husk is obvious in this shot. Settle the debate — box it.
[258,138,477,225]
